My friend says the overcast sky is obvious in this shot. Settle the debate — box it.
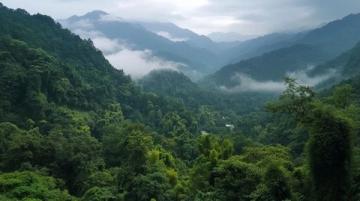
[2,0,360,35]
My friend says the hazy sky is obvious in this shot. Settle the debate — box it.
[2,0,360,35]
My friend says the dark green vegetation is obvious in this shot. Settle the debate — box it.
[139,69,274,116]
[2,4,360,201]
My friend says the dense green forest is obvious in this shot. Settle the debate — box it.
[1,3,360,201]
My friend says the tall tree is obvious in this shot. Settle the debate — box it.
[268,79,353,201]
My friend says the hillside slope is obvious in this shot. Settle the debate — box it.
[206,13,360,89]
[0,4,202,128]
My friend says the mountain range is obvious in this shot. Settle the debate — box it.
[60,11,225,79]
[2,3,360,200]
[59,11,313,79]
[207,32,257,42]
[204,13,360,91]
[51,8,360,94]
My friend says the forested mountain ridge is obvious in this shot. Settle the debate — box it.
[62,10,360,82]
[299,13,360,56]
[139,69,277,115]
[138,22,240,53]
[301,40,360,89]
[219,31,307,64]
[61,11,225,76]
[0,5,145,121]
[61,10,312,78]
[207,44,328,86]
[205,13,360,88]
[1,3,360,201]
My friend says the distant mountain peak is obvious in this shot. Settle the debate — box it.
[83,10,109,18]
[67,10,109,21]
[343,13,360,19]
[208,32,257,42]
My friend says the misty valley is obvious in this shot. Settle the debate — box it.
[1,1,360,201]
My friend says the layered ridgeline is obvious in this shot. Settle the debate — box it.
[219,31,307,64]
[302,40,360,89]
[60,11,313,79]
[205,13,360,91]
[60,11,226,78]
[2,4,360,201]
[139,22,241,53]
[207,32,256,42]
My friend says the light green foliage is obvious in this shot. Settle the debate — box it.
[267,78,315,121]
[160,112,189,137]
[328,84,354,108]
[0,171,76,201]
[239,145,293,170]
[263,164,292,201]
[102,122,154,171]
[213,157,262,201]
[82,187,119,201]
[82,170,116,193]
[0,122,44,171]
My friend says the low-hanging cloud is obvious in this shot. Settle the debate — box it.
[93,35,184,79]
[64,20,185,79]
[91,36,123,54]
[99,14,124,22]
[106,48,183,79]
[220,74,286,93]
[287,65,337,86]
[68,19,94,29]
[220,65,337,93]
[156,31,188,42]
